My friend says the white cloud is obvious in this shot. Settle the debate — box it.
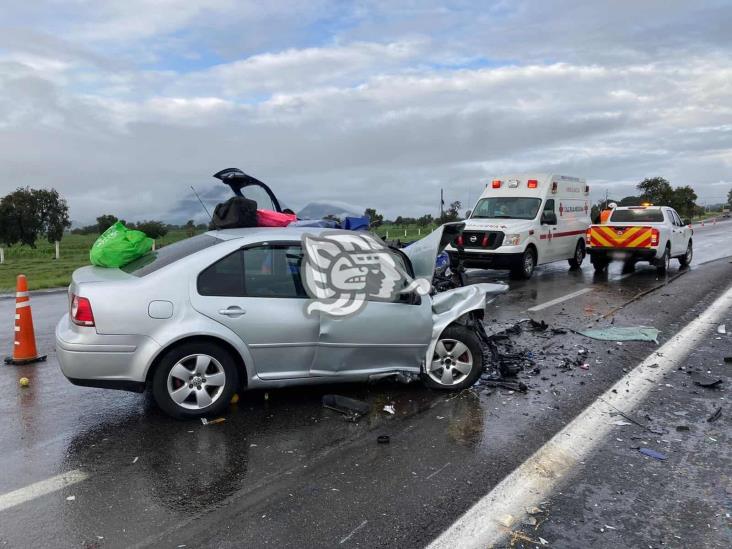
[0,1,731,224]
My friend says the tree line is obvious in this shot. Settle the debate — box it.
[0,187,70,248]
[364,200,462,228]
[71,215,204,239]
[589,177,705,222]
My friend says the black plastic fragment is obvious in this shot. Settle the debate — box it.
[377,435,390,444]
[707,407,722,423]
[322,395,371,416]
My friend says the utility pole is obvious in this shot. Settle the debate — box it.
[440,188,444,222]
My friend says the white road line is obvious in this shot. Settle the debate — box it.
[426,462,451,480]
[527,288,593,312]
[0,469,89,513]
[339,520,368,544]
[428,283,732,549]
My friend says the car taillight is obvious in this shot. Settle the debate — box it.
[585,228,592,245]
[492,179,502,188]
[71,294,95,327]
[481,234,490,246]
[650,228,659,246]
[456,235,464,247]
[527,179,538,188]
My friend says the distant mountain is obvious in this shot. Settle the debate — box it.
[297,201,362,220]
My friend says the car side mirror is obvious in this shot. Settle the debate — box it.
[465,210,472,219]
[541,212,557,225]
[683,218,691,226]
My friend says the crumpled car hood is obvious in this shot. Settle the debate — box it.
[402,222,464,284]
[426,282,508,369]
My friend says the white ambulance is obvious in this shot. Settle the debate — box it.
[445,174,591,279]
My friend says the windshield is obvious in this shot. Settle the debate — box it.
[471,197,542,220]
[610,209,664,223]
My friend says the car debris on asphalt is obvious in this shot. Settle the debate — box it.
[706,407,722,423]
[200,417,226,426]
[322,394,371,420]
[578,326,660,343]
[639,447,667,461]
[691,373,723,388]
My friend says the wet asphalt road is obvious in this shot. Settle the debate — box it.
[0,220,730,548]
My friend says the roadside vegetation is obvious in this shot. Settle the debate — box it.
[1,178,730,293]
[0,230,194,292]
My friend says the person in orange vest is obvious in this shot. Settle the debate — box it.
[599,202,617,223]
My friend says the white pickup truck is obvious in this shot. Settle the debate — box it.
[586,205,693,275]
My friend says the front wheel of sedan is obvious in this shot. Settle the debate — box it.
[422,325,484,391]
[152,342,239,419]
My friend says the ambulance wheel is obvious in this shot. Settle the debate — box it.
[678,240,693,267]
[510,247,536,280]
[591,255,609,272]
[655,245,671,275]
[568,240,586,270]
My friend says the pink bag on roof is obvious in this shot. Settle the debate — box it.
[256,209,297,227]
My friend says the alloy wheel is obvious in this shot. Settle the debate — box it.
[166,353,226,410]
[428,338,474,386]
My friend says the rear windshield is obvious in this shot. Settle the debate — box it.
[471,197,542,220]
[122,234,221,277]
[610,209,664,223]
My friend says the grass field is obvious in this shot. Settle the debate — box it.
[1,213,723,293]
[0,230,193,293]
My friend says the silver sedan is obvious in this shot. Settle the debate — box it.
[56,225,505,418]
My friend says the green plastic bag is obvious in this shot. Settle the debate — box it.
[89,221,154,268]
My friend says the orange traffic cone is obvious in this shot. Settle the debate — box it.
[4,275,46,365]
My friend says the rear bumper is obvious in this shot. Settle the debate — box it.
[447,251,523,270]
[55,314,161,391]
[587,247,658,261]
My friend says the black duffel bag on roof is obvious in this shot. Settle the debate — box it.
[209,196,258,230]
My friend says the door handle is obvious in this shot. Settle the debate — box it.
[218,306,246,317]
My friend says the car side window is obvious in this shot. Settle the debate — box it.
[669,210,681,226]
[197,244,307,298]
[543,199,555,214]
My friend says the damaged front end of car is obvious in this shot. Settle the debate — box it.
[400,223,508,387]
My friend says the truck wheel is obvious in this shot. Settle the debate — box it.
[422,325,483,391]
[656,245,670,275]
[510,247,536,280]
[678,240,693,267]
[591,254,609,272]
[152,341,239,419]
[568,240,586,270]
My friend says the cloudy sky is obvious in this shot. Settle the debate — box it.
[1,1,731,224]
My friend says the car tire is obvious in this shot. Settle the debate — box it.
[422,325,484,391]
[152,341,239,419]
[568,240,586,270]
[655,244,671,276]
[678,240,693,267]
[591,254,609,272]
[510,247,536,280]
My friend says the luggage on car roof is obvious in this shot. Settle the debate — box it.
[210,196,258,229]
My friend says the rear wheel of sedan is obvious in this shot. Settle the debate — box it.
[152,342,239,419]
[422,325,483,390]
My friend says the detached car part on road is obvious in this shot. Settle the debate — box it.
[586,205,693,275]
[56,225,506,418]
